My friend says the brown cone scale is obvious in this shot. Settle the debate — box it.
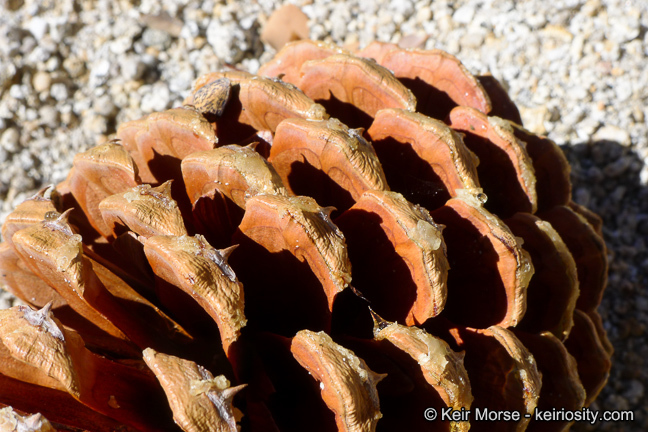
[367,108,480,211]
[270,117,388,214]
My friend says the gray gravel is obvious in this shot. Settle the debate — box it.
[1,0,647,430]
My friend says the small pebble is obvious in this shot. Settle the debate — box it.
[49,83,69,102]
[121,55,147,81]
[32,71,51,93]
[452,4,475,24]
[594,124,632,146]
[604,157,631,177]
[0,127,20,152]
[624,380,644,404]
[93,94,117,117]
[0,62,16,89]
[26,16,48,40]
[519,105,550,135]
[63,57,87,78]
[85,114,108,135]
[39,106,59,128]
[140,82,170,113]
[142,28,172,50]
[605,393,630,411]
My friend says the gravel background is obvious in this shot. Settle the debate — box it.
[0,0,646,430]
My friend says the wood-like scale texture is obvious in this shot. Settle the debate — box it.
[0,39,610,432]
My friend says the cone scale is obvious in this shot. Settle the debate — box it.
[0,39,610,432]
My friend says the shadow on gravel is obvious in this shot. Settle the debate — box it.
[561,140,648,432]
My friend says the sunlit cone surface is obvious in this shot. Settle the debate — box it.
[0,39,611,432]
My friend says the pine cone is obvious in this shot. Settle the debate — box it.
[0,40,611,432]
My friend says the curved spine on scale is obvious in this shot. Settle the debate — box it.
[143,348,246,432]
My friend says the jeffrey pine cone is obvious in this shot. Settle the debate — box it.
[0,40,611,432]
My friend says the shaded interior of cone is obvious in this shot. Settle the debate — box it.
[457,130,531,218]
[398,76,459,121]
[513,330,585,432]
[313,91,375,130]
[329,288,375,339]
[91,260,195,349]
[510,126,571,211]
[229,231,333,337]
[191,190,244,249]
[505,214,576,337]
[370,135,451,211]
[281,156,356,216]
[59,192,103,243]
[0,247,130,357]
[429,325,531,432]
[153,275,222,339]
[0,374,135,432]
[429,204,509,328]
[109,232,157,289]
[225,331,335,431]
[475,75,522,125]
[335,209,420,325]
[563,310,612,405]
[340,336,452,432]
[144,152,197,230]
[213,84,260,146]
[539,206,607,313]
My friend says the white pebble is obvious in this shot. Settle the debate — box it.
[26,17,48,40]
[32,71,51,93]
